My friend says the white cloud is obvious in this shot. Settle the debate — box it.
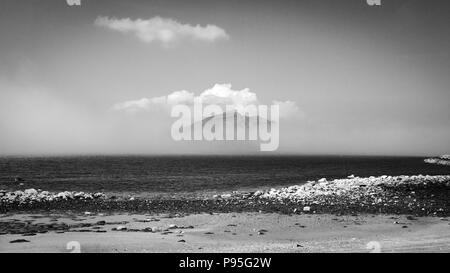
[199,84,257,108]
[112,84,301,119]
[94,16,229,45]
[272,100,304,119]
[167,90,195,105]
[112,96,166,112]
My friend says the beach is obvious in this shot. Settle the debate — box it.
[1,212,449,253]
[1,174,449,252]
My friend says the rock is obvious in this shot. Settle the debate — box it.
[114,225,127,231]
[152,227,162,232]
[96,221,106,225]
[424,157,450,166]
[10,239,29,243]
[74,229,92,233]
[303,206,311,212]
[0,189,107,205]
[126,229,140,232]
[94,193,105,199]
[24,189,38,195]
[178,239,186,243]
[168,224,178,229]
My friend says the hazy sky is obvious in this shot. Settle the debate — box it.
[0,0,449,156]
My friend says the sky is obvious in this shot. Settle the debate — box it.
[0,0,449,156]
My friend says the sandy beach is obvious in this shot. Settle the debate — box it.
[1,212,449,253]
[1,174,449,253]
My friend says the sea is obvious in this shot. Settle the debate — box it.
[1,156,449,198]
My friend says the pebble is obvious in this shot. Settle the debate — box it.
[0,189,106,205]
[248,175,449,216]
[1,174,449,218]
[113,225,127,231]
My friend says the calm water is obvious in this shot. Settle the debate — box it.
[0,156,449,195]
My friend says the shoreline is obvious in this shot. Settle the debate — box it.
[1,174,449,216]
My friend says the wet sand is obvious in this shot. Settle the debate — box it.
[1,212,449,253]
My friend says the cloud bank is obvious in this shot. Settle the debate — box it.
[112,84,301,119]
[94,16,229,45]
